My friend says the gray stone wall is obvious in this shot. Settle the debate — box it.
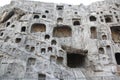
[0,0,120,80]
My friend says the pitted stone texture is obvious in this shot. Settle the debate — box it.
[0,0,120,80]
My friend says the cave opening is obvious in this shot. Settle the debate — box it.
[57,57,63,64]
[115,53,120,65]
[90,27,97,39]
[104,15,113,23]
[34,15,39,19]
[15,38,21,43]
[38,74,46,80]
[31,23,46,33]
[73,21,80,26]
[27,57,36,66]
[57,17,63,23]
[110,26,120,43]
[67,53,86,68]
[90,16,96,21]
[21,26,26,32]
[53,25,72,37]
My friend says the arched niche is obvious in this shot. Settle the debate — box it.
[21,26,26,32]
[102,35,107,40]
[104,15,113,23]
[53,25,72,38]
[99,47,104,54]
[27,57,36,66]
[45,34,50,39]
[110,26,120,43]
[48,47,52,52]
[51,40,57,45]
[115,53,120,65]
[38,73,46,80]
[73,21,80,26]
[31,23,46,33]
[57,17,63,23]
[57,57,63,64]
[89,16,97,21]
[90,27,97,39]
[34,15,39,19]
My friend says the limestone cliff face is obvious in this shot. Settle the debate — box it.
[0,0,120,80]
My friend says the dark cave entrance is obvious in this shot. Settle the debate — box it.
[115,53,120,65]
[67,53,86,68]
[104,15,113,23]
[38,74,46,80]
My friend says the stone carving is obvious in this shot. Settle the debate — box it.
[0,0,120,80]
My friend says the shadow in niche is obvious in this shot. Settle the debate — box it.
[115,53,120,65]
[67,53,86,68]
[90,27,97,39]
[73,21,80,26]
[90,16,96,21]
[104,15,113,23]
[53,25,72,38]
[31,23,46,33]
[38,74,46,80]
[1,10,15,23]
[110,26,120,43]
[61,45,87,68]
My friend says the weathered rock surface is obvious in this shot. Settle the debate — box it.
[0,0,120,80]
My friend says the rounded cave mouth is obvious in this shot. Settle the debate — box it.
[67,52,86,68]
